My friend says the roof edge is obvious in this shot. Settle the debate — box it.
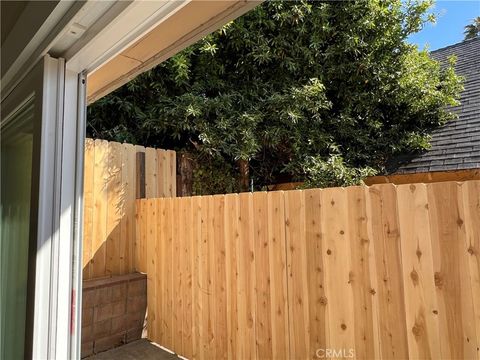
[430,37,480,55]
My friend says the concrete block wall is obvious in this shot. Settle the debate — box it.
[81,273,147,358]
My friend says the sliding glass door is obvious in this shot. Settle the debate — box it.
[0,55,75,359]
[0,95,35,360]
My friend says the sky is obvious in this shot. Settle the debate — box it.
[407,0,480,51]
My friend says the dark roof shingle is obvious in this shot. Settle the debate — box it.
[389,37,480,174]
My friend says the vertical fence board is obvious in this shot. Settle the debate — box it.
[174,198,184,353]
[163,198,174,350]
[267,191,289,359]
[172,151,177,197]
[83,139,95,280]
[236,194,247,360]
[137,199,148,274]
[253,192,273,360]
[368,184,409,359]
[157,199,166,344]
[192,196,202,359]
[225,194,239,359]
[168,150,177,197]
[207,196,217,358]
[303,189,328,358]
[346,186,376,359]
[146,199,157,340]
[428,182,478,359]
[364,189,382,360]
[122,143,136,273]
[213,195,228,359]
[173,198,183,354]
[157,149,166,197]
[285,190,309,360]
[145,148,158,198]
[182,197,194,358]
[91,139,108,278]
[162,150,171,197]
[106,141,123,276]
[397,184,441,359]
[461,181,480,353]
[134,200,142,273]
[322,187,355,352]
[198,196,214,358]
[238,193,256,359]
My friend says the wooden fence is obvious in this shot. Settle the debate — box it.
[136,181,480,360]
[82,138,176,280]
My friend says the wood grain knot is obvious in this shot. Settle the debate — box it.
[467,246,475,255]
[434,272,443,289]
[410,269,419,285]
[341,323,347,331]
[348,271,355,284]
[416,248,422,260]
[319,296,328,306]
[326,249,332,255]
[412,323,423,338]
[369,288,376,295]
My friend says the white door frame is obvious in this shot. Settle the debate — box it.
[2,55,87,360]
[1,55,71,360]
[63,69,87,360]
[34,55,66,360]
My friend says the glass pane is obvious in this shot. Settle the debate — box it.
[0,97,35,360]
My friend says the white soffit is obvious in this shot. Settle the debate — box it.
[48,1,119,56]
[86,0,261,103]
[63,0,190,74]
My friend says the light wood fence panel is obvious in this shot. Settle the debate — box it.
[82,138,176,280]
[139,180,480,359]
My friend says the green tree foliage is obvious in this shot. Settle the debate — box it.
[464,16,480,40]
[88,0,462,192]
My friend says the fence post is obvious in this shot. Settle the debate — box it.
[177,152,194,197]
[136,151,146,199]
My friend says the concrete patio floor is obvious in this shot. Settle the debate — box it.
[86,339,180,360]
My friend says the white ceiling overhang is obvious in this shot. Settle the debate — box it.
[1,0,261,103]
